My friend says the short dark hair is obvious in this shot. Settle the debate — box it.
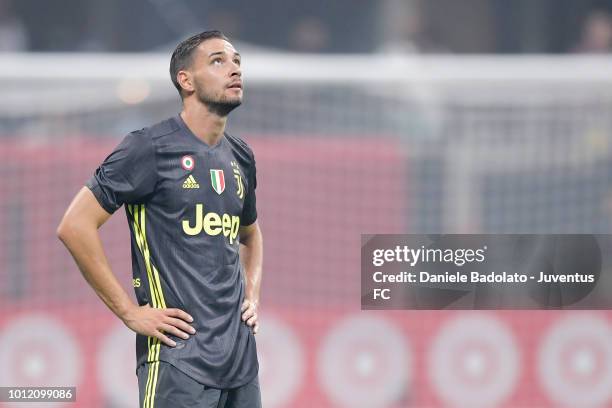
[170,30,230,98]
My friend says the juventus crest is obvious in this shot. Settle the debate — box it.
[231,161,244,200]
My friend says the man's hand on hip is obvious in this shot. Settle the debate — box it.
[241,299,259,334]
[121,304,196,347]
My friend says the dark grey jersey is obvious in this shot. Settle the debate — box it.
[86,115,258,388]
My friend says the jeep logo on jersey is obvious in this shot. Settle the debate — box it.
[210,169,225,194]
[182,203,240,244]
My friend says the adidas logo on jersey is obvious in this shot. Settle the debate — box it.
[183,175,200,189]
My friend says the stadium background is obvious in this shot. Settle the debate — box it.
[1,0,612,407]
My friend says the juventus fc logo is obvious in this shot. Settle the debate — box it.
[231,161,244,199]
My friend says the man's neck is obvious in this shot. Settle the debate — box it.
[180,104,227,147]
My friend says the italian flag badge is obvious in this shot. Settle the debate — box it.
[210,169,225,194]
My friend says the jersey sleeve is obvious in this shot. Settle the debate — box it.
[86,130,157,214]
[241,150,258,226]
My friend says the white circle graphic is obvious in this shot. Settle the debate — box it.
[181,155,194,171]
[257,316,305,408]
[96,323,139,407]
[317,315,411,408]
[428,314,520,407]
[0,314,83,408]
[538,314,612,407]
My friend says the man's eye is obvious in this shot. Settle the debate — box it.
[234,59,241,66]
[212,59,222,65]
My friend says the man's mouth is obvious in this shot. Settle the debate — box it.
[227,82,242,89]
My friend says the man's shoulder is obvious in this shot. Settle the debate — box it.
[140,117,181,141]
[225,132,255,162]
[121,117,182,155]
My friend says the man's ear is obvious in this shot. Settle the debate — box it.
[177,70,194,94]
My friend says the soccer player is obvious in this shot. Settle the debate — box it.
[57,31,263,407]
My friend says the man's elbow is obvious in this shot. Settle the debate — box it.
[57,216,85,244]
[56,218,74,243]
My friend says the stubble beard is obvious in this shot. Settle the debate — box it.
[196,85,242,117]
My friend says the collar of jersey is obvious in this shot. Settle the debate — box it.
[174,114,227,151]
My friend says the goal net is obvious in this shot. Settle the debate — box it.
[0,53,611,407]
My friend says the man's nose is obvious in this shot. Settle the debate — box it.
[230,63,241,77]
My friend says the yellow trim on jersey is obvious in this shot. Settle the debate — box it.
[143,337,158,408]
[128,204,165,408]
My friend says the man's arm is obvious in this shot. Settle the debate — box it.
[57,187,195,347]
[239,221,263,334]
